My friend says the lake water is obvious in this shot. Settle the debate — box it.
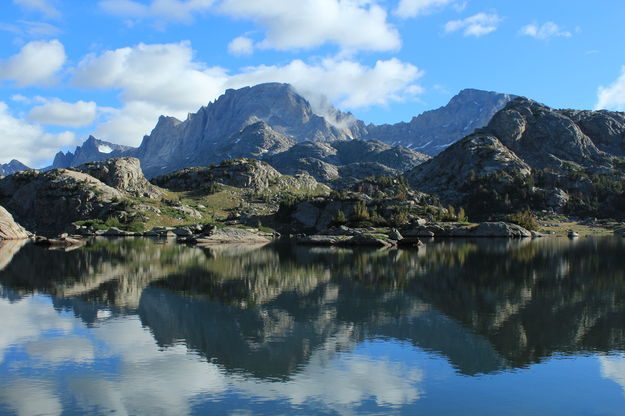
[1,237,625,415]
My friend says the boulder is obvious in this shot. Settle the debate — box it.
[339,233,394,248]
[468,222,532,238]
[192,227,271,244]
[0,206,28,239]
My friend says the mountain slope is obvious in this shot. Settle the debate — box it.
[365,89,515,155]
[135,83,366,176]
[0,160,30,176]
[405,97,625,216]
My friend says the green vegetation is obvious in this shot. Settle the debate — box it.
[507,210,539,231]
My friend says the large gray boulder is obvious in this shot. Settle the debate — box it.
[468,222,532,238]
[0,206,28,239]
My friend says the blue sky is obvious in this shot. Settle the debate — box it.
[1,0,625,167]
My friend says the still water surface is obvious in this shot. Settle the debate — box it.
[1,237,625,415]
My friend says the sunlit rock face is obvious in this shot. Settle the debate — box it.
[0,206,29,240]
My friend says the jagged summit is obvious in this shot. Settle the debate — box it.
[32,83,516,179]
[365,88,515,155]
[0,160,30,176]
[51,135,135,169]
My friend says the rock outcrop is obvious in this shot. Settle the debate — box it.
[0,205,29,239]
[0,169,125,235]
[406,97,625,205]
[266,139,428,186]
[72,157,162,198]
[152,158,282,191]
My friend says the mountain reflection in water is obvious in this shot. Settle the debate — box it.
[1,237,625,415]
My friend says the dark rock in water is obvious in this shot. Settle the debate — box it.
[0,159,30,177]
[0,206,29,239]
[34,235,84,248]
[72,157,162,198]
[338,233,394,248]
[296,235,343,246]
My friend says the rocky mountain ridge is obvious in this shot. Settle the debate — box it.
[41,83,511,180]
[0,160,30,176]
[406,97,625,218]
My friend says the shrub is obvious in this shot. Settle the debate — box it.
[507,210,539,231]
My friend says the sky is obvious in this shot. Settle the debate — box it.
[1,0,625,168]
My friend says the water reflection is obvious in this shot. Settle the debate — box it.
[1,237,625,414]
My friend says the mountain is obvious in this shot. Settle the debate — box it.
[0,160,30,176]
[405,97,625,218]
[365,89,515,155]
[50,135,135,169]
[39,84,512,179]
[135,83,367,177]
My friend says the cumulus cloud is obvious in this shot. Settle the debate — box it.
[72,41,423,145]
[27,99,98,127]
[395,0,454,18]
[0,39,66,86]
[99,0,215,23]
[520,21,571,40]
[445,12,501,37]
[600,356,625,394]
[228,36,254,56]
[0,20,61,37]
[219,0,400,53]
[596,66,625,111]
[0,102,76,166]
[12,0,61,19]
[229,57,424,109]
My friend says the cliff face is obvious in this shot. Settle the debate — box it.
[365,89,515,155]
[134,83,367,177]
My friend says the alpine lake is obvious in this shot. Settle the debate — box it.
[1,236,625,415]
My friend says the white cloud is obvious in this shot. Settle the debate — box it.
[99,0,215,23]
[0,101,77,166]
[395,0,454,18]
[520,21,571,40]
[228,36,254,56]
[27,99,98,127]
[0,20,61,37]
[0,39,66,86]
[229,57,424,109]
[597,66,625,111]
[12,0,60,19]
[72,41,423,145]
[0,379,63,416]
[600,356,625,394]
[445,12,501,37]
[219,0,400,53]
